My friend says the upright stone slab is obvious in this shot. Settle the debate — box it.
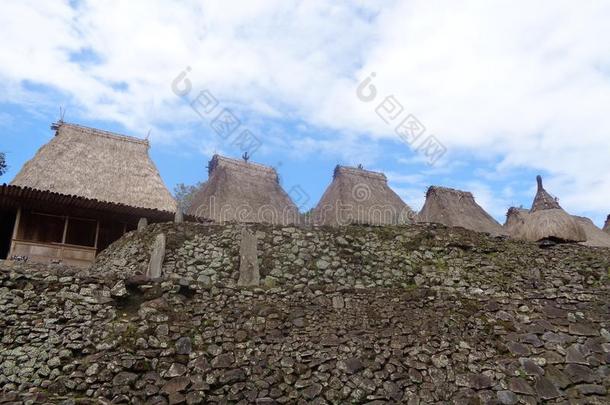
[237,228,260,287]
[137,218,148,231]
[174,209,184,224]
[147,233,166,279]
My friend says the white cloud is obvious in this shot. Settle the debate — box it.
[0,0,608,221]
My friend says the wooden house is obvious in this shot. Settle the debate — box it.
[0,122,176,266]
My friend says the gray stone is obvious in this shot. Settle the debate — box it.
[508,378,535,395]
[337,357,363,374]
[161,377,190,394]
[175,337,192,355]
[147,233,166,279]
[470,373,493,390]
[507,342,530,356]
[196,275,211,285]
[575,384,606,395]
[544,365,571,389]
[569,323,598,336]
[332,296,344,309]
[113,371,138,386]
[520,358,544,376]
[166,363,187,377]
[110,280,127,297]
[185,391,204,404]
[237,228,260,287]
[219,368,245,384]
[85,363,99,377]
[174,209,184,224]
[211,353,234,369]
[302,383,323,399]
[497,390,518,405]
[565,344,588,364]
[431,354,449,368]
[534,376,561,400]
[316,259,330,270]
[564,364,595,383]
[137,217,148,231]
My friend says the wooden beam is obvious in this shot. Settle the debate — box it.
[94,220,100,250]
[8,207,22,258]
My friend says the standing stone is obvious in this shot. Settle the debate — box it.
[137,217,148,231]
[237,228,260,287]
[174,208,184,224]
[147,233,166,279]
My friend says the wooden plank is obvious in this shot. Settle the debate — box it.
[11,239,96,267]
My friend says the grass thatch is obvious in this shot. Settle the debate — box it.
[11,122,176,212]
[312,165,413,226]
[416,186,505,236]
[509,176,586,243]
[512,209,586,242]
[572,216,610,248]
[503,207,529,236]
[187,155,299,225]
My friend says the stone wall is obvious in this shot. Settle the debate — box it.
[0,222,609,404]
[94,222,608,293]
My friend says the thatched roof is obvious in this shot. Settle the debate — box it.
[503,207,529,235]
[11,122,176,212]
[508,176,585,243]
[416,186,505,235]
[187,155,299,224]
[572,216,610,248]
[312,165,413,226]
[531,175,561,211]
[604,215,610,234]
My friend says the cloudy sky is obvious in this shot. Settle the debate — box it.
[1,0,609,226]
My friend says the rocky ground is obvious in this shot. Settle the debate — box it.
[0,222,609,404]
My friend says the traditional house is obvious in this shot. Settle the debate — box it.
[0,122,176,266]
[187,154,299,225]
[417,186,505,235]
[507,176,585,243]
[571,216,610,248]
[313,165,413,226]
[503,207,529,235]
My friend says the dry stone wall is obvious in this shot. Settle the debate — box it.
[0,222,609,404]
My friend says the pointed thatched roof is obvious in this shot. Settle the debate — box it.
[187,155,299,224]
[509,176,585,243]
[416,186,505,235]
[571,216,610,248]
[312,165,413,226]
[604,215,610,235]
[531,175,561,211]
[11,122,176,212]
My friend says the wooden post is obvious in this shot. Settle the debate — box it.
[8,207,22,258]
[94,220,100,250]
[61,216,69,244]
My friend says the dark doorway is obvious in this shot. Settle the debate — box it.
[0,209,17,259]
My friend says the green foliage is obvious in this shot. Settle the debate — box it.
[173,182,204,213]
[0,152,7,177]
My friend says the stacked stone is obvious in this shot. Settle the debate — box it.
[0,221,608,403]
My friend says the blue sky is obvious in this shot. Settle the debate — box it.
[1,0,609,226]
